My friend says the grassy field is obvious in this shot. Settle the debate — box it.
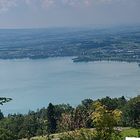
[121,128,139,138]
[24,128,139,140]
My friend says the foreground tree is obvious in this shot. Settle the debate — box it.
[0,97,15,140]
[0,128,17,140]
[19,114,38,140]
[92,102,122,140]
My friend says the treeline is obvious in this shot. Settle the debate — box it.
[0,95,139,139]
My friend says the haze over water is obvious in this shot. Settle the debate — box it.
[0,57,140,114]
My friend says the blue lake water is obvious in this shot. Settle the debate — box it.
[0,57,140,115]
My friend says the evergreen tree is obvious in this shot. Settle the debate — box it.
[0,110,4,120]
[47,103,57,134]
[0,128,17,140]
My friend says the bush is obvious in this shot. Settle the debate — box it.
[0,128,17,140]
[60,129,95,140]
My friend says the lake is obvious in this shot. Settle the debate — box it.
[0,57,140,115]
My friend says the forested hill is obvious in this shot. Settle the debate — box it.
[0,26,140,63]
[0,95,139,139]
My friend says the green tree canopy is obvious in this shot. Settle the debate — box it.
[123,95,140,127]
[92,102,122,140]
[47,103,57,134]
[0,128,17,140]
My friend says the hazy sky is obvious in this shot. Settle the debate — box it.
[0,0,140,28]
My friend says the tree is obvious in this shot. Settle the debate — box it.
[81,99,93,108]
[0,128,17,140]
[58,113,74,132]
[47,103,57,134]
[117,96,127,109]
[92,102,122,140]
[0,114,24,139]
[0,97,14,139]
[0,97,12,105]
[58,105,91,132]
[123,96,140,126]
[0,110,4,120]
[99,96,127,110]
[123,95,140,136]
[73,105,89,129]
[54,104,74,126]
[19,114,38,140]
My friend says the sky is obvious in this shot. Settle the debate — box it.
[0,0,140,28]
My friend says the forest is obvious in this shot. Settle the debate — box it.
[0,95,140,140]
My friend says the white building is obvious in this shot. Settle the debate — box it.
[126,137,140,140]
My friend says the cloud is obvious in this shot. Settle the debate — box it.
[24,0,140,8]
[61,0,91,6]
[0,0,16,12]
[0,0,139,12]
[25,0,91,8]
[41,0,55,8]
